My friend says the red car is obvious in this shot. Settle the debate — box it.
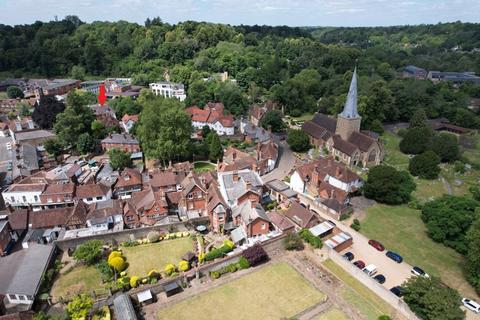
[368,239,385,251]
[353,260,365,269]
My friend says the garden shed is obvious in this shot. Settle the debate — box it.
[164,281,182,297]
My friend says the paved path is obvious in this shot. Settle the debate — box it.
[262,138,298,183]
[440,175,453,194]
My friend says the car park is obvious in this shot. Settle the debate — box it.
[368,239,385,251]
[362,264,377,277]
[390,286,404,297]
[386,250,403,263]
[353,260,365,269]
[374,274,386,284]
[462,298,480,313]
[343,252,354,261]
[411,266,429,278]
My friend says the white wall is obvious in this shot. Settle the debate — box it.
[290,171,305,194]
[3,190,42,207]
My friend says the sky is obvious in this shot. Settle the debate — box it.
[1,0,479,27]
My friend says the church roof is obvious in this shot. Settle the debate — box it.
[339,67,360,119]
[348,131,375,152]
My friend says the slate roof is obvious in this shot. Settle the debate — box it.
[242,123,271,143]
[232,200,270,225]
[312,114,337,133]
[219,170,263,203]
[102,133,139,145]
[332,135,358,156]
[284,202,319,229]
[113,294,138,320]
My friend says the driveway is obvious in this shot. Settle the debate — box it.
[262,137,298,183]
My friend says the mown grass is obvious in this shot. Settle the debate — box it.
[193,161,216,173]
[380,131,409,170]
[50,265,103,300]
[157,262,326,320]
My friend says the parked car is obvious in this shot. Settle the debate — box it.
[6,142,12,150]
[411,266,429,278]
[362,264,377,277]
[386,250,403,263]
[353,260,365,269]
[462,298,480,314]
[368,239,385,251]
[343,252,354,261]
[390,286,404,297]
[374,274,386,284]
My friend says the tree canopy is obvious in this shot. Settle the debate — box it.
[408,150,441,179]
[108,149,132,170]
[32,95,66,129]
[73,240,103,265]
[364,165,416,204]
[287,129,311,152]
[260,110,285,133]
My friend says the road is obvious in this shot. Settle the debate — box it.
[261,136,299,183]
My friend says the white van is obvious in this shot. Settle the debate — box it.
[362,264,377,277]
[462,298,480,314]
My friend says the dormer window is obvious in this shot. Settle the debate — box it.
[124,175,130,181]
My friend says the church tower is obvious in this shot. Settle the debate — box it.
[336,67,361,141]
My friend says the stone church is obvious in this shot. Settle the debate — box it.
[302,68,384,167]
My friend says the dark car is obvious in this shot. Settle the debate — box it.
[343,252,354,261]
[374,274,386,284]
[390,286,404,297]
[368,239,385,252]
[386,250,403,263]
[353,260,365,269]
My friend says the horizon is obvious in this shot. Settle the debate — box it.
[1,0,480,27]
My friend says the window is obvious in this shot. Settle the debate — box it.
[188,194,193,199]
[18,295,26,300]
[261,223,266,230]
[34,195,38,202]
[10,196,15,203]
[96,196,103,200]
[22,196,27,202]
[87,197,93,201]
[8,294,16,300]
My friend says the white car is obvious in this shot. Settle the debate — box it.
[6,142,12,150]
[411,266,429,278]
[462,298,480,314]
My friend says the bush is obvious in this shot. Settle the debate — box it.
[96,260,114,282]
[198,252,205,264]
[66,294,93,320]
[117,276,130,289]
[108,251,122,263]
[178,260,190,272]
[148,269,160,279]
[242,244,268,266]
[108,256,127,272]
[150,278,158,285]
[210,271,220,279]
[130,276,139,288]
[284,233,304,251]
[350,219,361,231]
[339,213,351,221]
[121,240,139,247]
[266,201,278,211]
[164,263,176,276]
[238,256,250,269]
[147,231,160,243]
[364,165,416,205]
[73,240,103,265]
[299,229,323,249]
[287,129,311,152]
[454,160,465,173]
[223,239,235,250]
[204,244,234,261]
[409,151,441,179]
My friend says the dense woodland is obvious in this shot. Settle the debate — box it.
[1,17,480,128]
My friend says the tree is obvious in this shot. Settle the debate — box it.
[76,133,96,155]
[287,129,311,152]
[70,65,86,80]
[7,86,24,99]
[179,260,190,271]
[284,233,304,251]
[136,96,192,162]
[421,195,479,254]
[67,294,94,320]
[242,244,268,266]
[401,276,464,320]
[31,96,66,129]
[208,132,223,162]
[409,109,428,129]
[91,120,107,139]
[201,125,211,138]
[364,165,416,204]
[108,256,127,272]
[399,127,432,155]
[409,151,441,179]
[260,110,285,133]
[466,217,480,294]
[43,139,64,158]
[429,133,459,162]
[108,149,132,171]
[73,240,103,265]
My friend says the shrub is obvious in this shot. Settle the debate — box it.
[284,233,304,251]
[176,232,183,238]
[141,278,148,284]
[117,276,130,289]
[204,244,233,261]
[147,231,160,243]
[408,151,441,179]
[130,276,139,288]
[108,256,127,272]
[339,213,351,221]
[150,278,158,285]
[73,240,103,265]
[299,229,323,249]
[238,256,250,269]
[223,239,235,250]
[198,252,205,264]
[148,269,160,279]
[108,251,122,264]
[350,221,361,231]
[164,264,176,276]
[210,271,220,279]
[242,244,268,266]
[66,293,93,320]
[95,260,114,282]
[179,260,190,272]
[121,240,139,247]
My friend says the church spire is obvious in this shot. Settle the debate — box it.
[339,67,359,119]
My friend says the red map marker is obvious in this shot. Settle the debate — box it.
[98,84,106,106]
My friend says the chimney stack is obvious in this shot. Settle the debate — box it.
[233,170,239,182]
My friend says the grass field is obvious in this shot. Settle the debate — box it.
[315,308,349,320]
[289,112,315,122]
[50,265,103,300]
[322,259,394,320]
[0,92,7,99]
[380,132,409,170]
[412,177,447,202]
[441,163,480,197]
[361,204,478,298]
[193,161,216,173]
[122,238,193,277]
[157,262,326,320]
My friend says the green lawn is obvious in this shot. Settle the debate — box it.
[157,262,326,320]
[380,132,409,170]
[441,163,480,197]
[122,238,194,277]
[289,112,315,122]
[322,259,395,320]
[0,92,7,99]
[361,204,478,298]
[193,161,216,173]
[50,265,103,300]
[412,177,447,202]
[315,308,349,320]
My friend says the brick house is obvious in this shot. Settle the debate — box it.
[101,133,140,153]
[124,188,169,227]
[206,182,229,233]
[39,183,75,209]
[0,220,17,256]
[178,173,210,219]
[75,184,112,205]
[230,200,271,244]
[114,168,142,199]
[284,201,320,230]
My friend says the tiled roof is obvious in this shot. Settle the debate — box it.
[76,184,110,199]
[5,183,46,193]
[102,133,139,145]
[348,131,375,152]
[7,209,29,230]
[115,168,142,188]
[267,211,295,231]
[148,171,184,188]
[312,113,337,133]
[232,200,270,225]
[29,207,71,228]
[284,202,318,229]
[296,157,359,184]
[332,135,358,156]
[121,114,139,123]
[42,183,75,195]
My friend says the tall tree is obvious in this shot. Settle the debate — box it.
[429,133,459,162]
[364,165,416,204]
[409,109,428,129]
[466,216,480,294]
[6,86,24,99]
[208,132,223,162]
[108,149,132,170]
[260,110,285,133]
[409,150,441,179]
[32,95,66,129]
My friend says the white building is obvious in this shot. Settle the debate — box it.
[2,183,46,210]
[149,82,186,101]
[186,103,234,136]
